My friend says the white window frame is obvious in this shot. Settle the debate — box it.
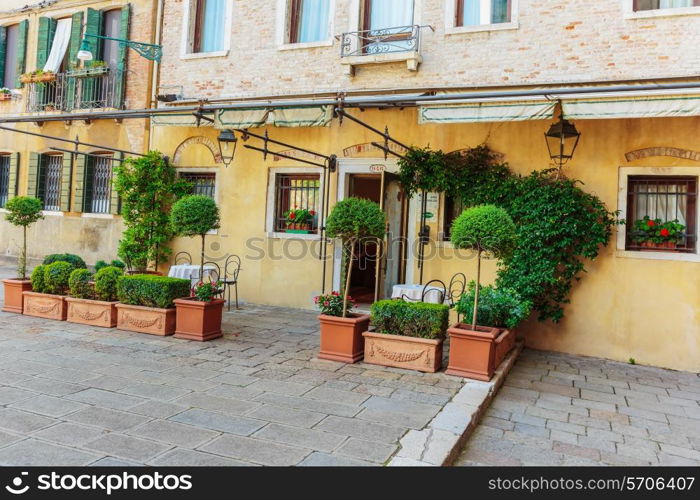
[616,166,700,262]
[276,0,336,51]
[445,0,519,34]
[623,0,700,19]
[266,167,324,240]
[180,0,234,59]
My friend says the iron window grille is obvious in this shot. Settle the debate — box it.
[625,175,697,253]
[442,195,465,240]
[38,154,63,211]
[84,153,114,214]
[0,155,10,208]
[180,172,216,198]
[274,174,321,233]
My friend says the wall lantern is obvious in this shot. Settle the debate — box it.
[217,129,238,167]
[544,113,581,168]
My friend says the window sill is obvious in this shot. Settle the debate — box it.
[278,40,333,51]
[615,249,700,263]
[340,51,422,75]
[180,50,230,60]
[445,21,519,35]
[41,211,63,217]
[81,213,114,219]
[267,231,321,241]
[624,7,700,19]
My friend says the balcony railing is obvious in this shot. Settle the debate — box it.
[25,69,123,113]
[340,25,422,58]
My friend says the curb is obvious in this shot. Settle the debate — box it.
[387,340,524,466]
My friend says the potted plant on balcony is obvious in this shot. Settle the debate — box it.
[115,274,191,335]
[23,261,73,320]
[68,60,109,78]
[65,266,123,328]
[446,205,518,381]
[363,300,449,373]
[20,70,56,84]
[316,197,385,363]
[632,216,685,250]
[284,207,314,233]
[0,88,12,101]
[2,196,44,314]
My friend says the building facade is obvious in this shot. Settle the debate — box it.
[1,0,699,371]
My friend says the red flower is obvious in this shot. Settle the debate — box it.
[660,228,670,237]
[647,220,656,227]
[289,212,296,220]
[310,211,316,216]
[332,291,339,296]
[323,301,330,307]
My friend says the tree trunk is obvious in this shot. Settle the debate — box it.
[20,226,27,280]
[342,240,355,318]
[200,234,206,284]
[472,249,482,330]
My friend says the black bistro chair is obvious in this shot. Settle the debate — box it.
[174,251,193,265]
[221,255,241,311]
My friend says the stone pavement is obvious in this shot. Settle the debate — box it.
[455,349,700,466]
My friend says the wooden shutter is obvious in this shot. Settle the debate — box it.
[84,8,103,57]
[72,153,87,212]
[0,26,7,86]
[68,11,84,65]
[36,17,57,70]
[110,152,123,215]
[15,20,28,88]
[27,152,40,198]
[7,153,19,199]
[289,0,302,44]
[115,4,130,108]
[60,153,72,212]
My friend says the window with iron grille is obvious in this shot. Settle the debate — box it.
[84,153,114,214]
[626,176,697,253]
[179,172,216,198]
[0,155,10,208]
[274,174,320,233]
[442,195,464,240]
[633,0,700,11]
[37,154,63,211]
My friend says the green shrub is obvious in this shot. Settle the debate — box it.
[43,261,73,295]
[451,204,516,256]
[69,269,94,299]
[455,283,531,329]
[117,274,191,309]
[95,259,126,273]
[30,264,47,293]
[94,266,123,302]
[42,253,87,270]
[94,260,109,273]
[370,300,449,339]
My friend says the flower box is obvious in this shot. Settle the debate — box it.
[285,229,312,234]
[2,279,32,314]
[0,93,12,101]
[115,303,176,336]
[20,73,56,84]
[67,67,109,78]
[174,297,225,341]
[318,313,370,363]
[640,241,678,251]
[446,324,514,381]
[65,297,118,328]
[363,330,443,373]
[22,291,67,321]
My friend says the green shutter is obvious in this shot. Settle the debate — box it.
[109,152,122,215]
[36,17,57,70]
[7,153,19,199]
[60,153,72,212]
[0,26,7,87]
[15,20,28,88]
[72,153,87,212]
[27,153,40,198]
[68,12,84,66]
[115,4,131,108]
[85,8,103,58]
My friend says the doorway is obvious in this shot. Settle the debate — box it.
[347,174,381,306]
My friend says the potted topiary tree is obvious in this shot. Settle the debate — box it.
[65,266,124,328]
[2,197,44,313]
[316,197,385,363]
[447,204,518,380]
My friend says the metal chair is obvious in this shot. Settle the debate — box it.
[174,251,192,265]
[201,261,221,283]
[222,255,241,311]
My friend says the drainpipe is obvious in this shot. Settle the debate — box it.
[143,0,165,154]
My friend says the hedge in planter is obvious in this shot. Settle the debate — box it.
[23,261,72,320]
[363,300,450,372]
[455,283,531,331]
[43,254,87,270]
[66,267,122,328]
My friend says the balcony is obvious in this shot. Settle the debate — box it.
[339,25,423,75]
[25,69,124,113]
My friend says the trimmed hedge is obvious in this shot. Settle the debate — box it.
[95,259,125,273]
[31,265,47,293]
[370,300,449,340]
[43,253,87,270]
[94,266,123,302]
[43,261,73,295]
[117,274,191,309]
[455,284,531,330]
[69,269,94,299]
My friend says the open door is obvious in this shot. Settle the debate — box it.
[375,171,407,301]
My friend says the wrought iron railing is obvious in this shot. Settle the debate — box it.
[25,70,123,113]
[340,25,422,58]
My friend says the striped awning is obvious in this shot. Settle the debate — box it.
[215,105,332,129]
[419,100,557,124]
[562,93,700,120]
[151,113,213,127]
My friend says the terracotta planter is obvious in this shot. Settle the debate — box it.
[318,313,370,363]
[115,303,176,336]
[174,298,225,342]
[0,93,11,101]
[2,279,32,313]
[22,291,67,321]
[640,241,678,251]
[362,331,444,373]
[446,323,510,381]
[65,297,118,328]
[493,328,515,369]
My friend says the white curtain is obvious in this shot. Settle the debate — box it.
[201,0,226,52]
[659,0,693,8]
[369,0,414,29]
[298,0,330,43]
[43,18,72,73]
[634,182,688,226]
[461,0,481,25]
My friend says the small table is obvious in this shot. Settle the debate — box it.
[168,264,217,285]
[391,283,446,305]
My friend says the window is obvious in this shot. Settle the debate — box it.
[362,0,415,52]
[38,154,63,211]
[84,153,113,214]
[3,24,19,89]
[180,172,216,198]
[456,0,511,26]
[625,176,697,253]
[633,0,700,11]
[190,0,227,53]
[289,0,331,43]
[101,10,122,70]
[0,154,10,208]
[273,174,321,233]
[442,195,464,240]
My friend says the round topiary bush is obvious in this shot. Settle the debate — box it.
[69,269,93,299]
[4,196,44,279]
[43,261,74,295]
[30,264,47,293]
[94,266,124,302]
[43,253,87,270]
[170,195,221,280]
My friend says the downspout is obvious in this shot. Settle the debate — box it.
[144,0,165,154]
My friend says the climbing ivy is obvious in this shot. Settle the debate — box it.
[398,145,620,323]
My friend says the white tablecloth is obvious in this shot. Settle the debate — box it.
[168,265,217,284]
[391,284,446,304]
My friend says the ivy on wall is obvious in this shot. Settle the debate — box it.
[398,145,620,322]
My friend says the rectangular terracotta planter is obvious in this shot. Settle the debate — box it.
[65,297,118,328]
[115,303,176,336]
[2,279,32,314]
[446,324,513,381]
[494,328,515,369]
[318,313,370,364]
[174,298,225,342]
[362,331,444,373]
[22,291,67,321]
